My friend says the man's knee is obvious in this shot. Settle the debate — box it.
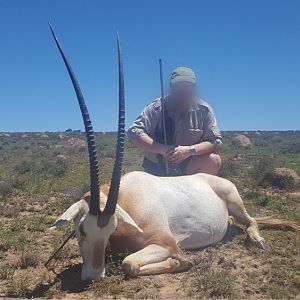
[186,153,221,175]
[208,153,222,170]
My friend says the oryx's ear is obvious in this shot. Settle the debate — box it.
[115,205,143,233]
[50,200,89,229]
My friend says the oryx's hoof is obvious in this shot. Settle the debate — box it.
[228,216,235,225]
[257,237,266,250]
[171,256,193,272]
[122,260,139,277]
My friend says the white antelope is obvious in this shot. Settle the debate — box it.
[49,25,299,281]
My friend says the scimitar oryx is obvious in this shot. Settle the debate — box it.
[48,25,300,281]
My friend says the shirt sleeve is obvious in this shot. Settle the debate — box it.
[202,107,222,144]
[128,102,160,141]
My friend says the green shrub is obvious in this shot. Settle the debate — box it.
[18,249,39,269]
[14,160,32,174]
[254,194,271,207]
[37,159,68,177]
[0,177,15,195]
[5,277,30,298]
[0,267,14,280]
[250,156,275,185]
[280,141,300,154]
[71,184,90,202]
[262,172,295,190]
[219,160,240,178]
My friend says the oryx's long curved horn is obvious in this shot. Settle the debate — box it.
[49,23,100,215]
[104,32,125,215]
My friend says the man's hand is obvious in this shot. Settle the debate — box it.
[157,144,175,158]
[166,145,192,164]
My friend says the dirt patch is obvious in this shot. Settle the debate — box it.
[232,134,252,147]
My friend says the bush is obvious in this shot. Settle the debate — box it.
[14,161,33,174]
[71,184,90,202]
[5,277,30,298]
[280,141,300,154]
[254,194,271,207]
[262,172,296,190]
[219,160,240,178]
[18,250,39,269]
[250,156,275,186]
[0,177,15,195]
[0,267,14,280]
[37,159,68,177]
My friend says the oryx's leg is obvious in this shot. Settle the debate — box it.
[226,188,266,249]
[121,244,192,277]
[207,176,266,249]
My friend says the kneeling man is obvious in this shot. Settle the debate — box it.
[128,67,222,176]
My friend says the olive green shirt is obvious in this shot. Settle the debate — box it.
[128,96,222,164]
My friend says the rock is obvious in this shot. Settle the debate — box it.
[0,133,10,137]
[40,134,49,139]
[233,154,244,161]
[58,133,66,140]
[64,137,86,148]
[57,154,67,161]
[232,134,252,147]
[243,188,252,194]
[21,134,28,138]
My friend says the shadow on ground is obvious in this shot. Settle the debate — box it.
[223,224,244,242]
[29,263,92,297]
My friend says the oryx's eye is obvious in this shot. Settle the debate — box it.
[79,223,86,238]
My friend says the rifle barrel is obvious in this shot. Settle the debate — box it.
[159,59,169,175]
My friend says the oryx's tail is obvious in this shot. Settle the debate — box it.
[255,217,300,232]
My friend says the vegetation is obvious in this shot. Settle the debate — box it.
[0,131,299,299]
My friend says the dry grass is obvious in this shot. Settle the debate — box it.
[0,131,299,299]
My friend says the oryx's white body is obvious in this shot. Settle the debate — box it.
[116,171,228,250]
[52,171,266,279]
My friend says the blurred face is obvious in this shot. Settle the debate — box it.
[170,81,196,111]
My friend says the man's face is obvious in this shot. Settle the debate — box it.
[170,81,196,111]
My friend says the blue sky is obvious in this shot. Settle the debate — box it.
[0,0,299,132]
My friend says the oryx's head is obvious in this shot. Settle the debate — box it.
[48,24,142,280]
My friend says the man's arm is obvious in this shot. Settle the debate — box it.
[128,101,173,157]
[192,141,216,155]
[202,106,222,145]
[166,141,216,164]
[131,134,170,157]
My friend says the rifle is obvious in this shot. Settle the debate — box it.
[159,59,169,176]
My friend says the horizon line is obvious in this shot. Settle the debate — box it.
[1,130,299,134]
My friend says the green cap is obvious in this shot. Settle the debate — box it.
[170,67,196,84]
